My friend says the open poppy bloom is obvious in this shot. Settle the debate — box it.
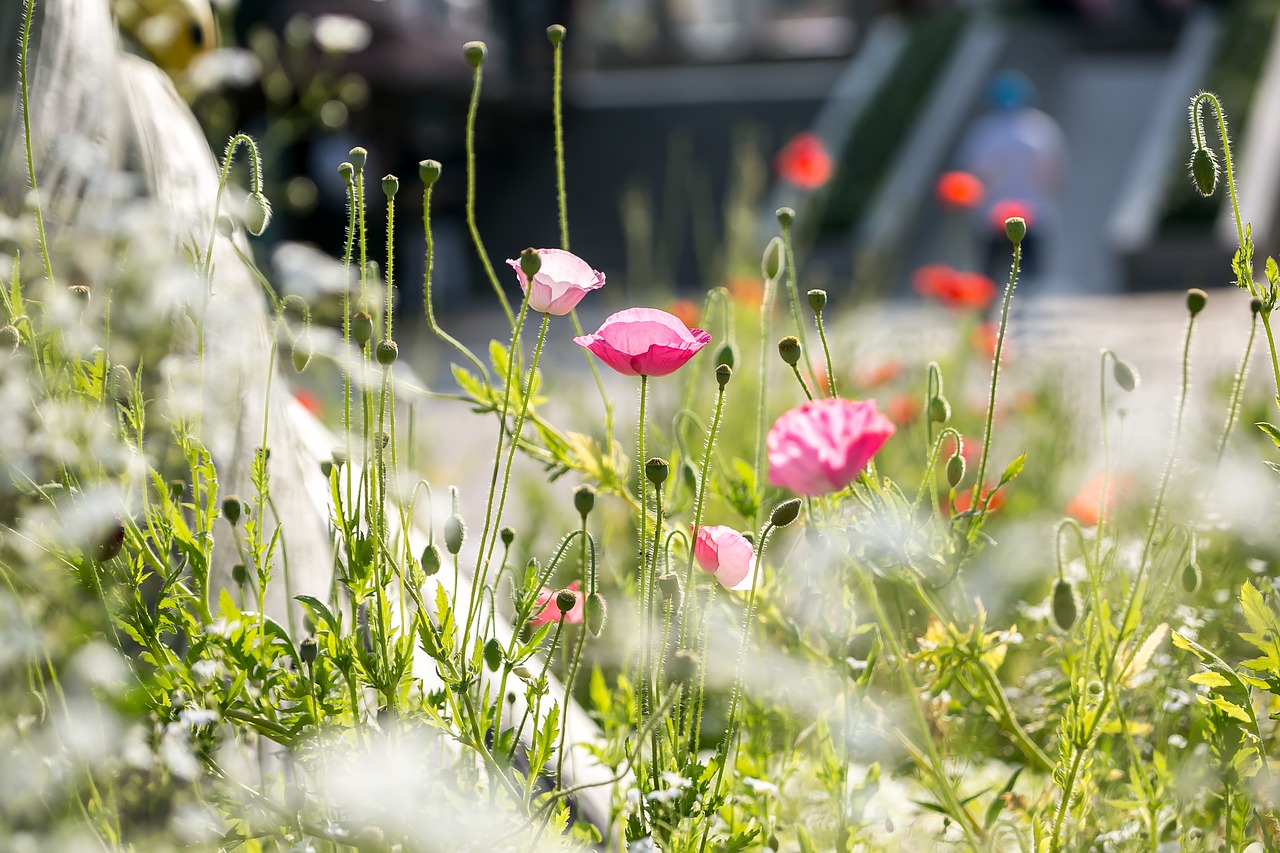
[936,171,984,209]
[767,397,895,496]
[505,248,605,315]
[573,307,711,377]
[529,580,584,627]
[693,525,756,590]
[775,132,833,190]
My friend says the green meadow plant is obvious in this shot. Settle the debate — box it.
[14,5,1280,848]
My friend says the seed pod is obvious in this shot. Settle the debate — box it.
[232,563,249,586]
[291,333,313,373]
[351,312,374,345]
[222,496,243,526]
[348,147,367,171]
[807,288,827,312]
[946,453,965,489]
[657,573,681,609]
[463,41,487,67]
[716,363,732,389]
[381,174,398,197]
[444,515,465,555]
[375,339,398,366]
[555,588,578,614]
[420,543,442,576]
[300,636,318,664]
[1005,216,1026,246]
[1052,578,1078,631]
[585,592,607,637]
[1190,146,1218,197]
[519,247,541,279]
[715,343,736,371]
[645,457,669,487]
[777,336,802,366]
[338,161,354,183]
[1186,288,1208,316]
[1181,559,1201,593]
[68,284,91,301]
[546,24,566,45]
[1112,355,1138,392]
[770,498,802,527]
[0,324,19,352]
[483,637,503,672]
[419,159,442,186]
[573,485,595,518]
[97,517,125,562]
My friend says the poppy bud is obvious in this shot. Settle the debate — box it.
[168,480,185,500]
[97,517,125,562]
[657,572,681,609]
[1005,216,1026,246]
[500,527,515,547]
[381,175,398,198]
[777,336,802,366]
[320,460,333,478]
[292,333,313,373]
[444,515,465,555]
[232,563,249,586]
[1190,146,1218,197]
[1181,559,1201,593]
[463,41,487,67]
[946,453,965,489]
[1186,288,1207,316]
[585,592,607,637]
[1252,297,1264,315]
[1052,578,1078,631]
[351,312,374,345]
[762,236,785,280]
[775,206,795,227]
[716,363,732,389]
[68,284,91,301]
[668,649,698,685]
[555,588,578,614]
[547,24,565,45]
[715,343,736,371]
[1111,355,1138,392]
[0,324,18,351]
[375,339,398,366]
[109,363,132,402]
[928,395,951,424]
[807,289,827,313]
[770,498,802,527]
[421,543,442,576]
[573,485,595,518]
[349,147,367,171]
[419,159,442,186]
[246,191,272,236]
[645,457,669,487]
[300,636,318,664]
[483,637,503,671]
[222,496,243,526]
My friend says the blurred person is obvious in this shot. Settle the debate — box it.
[956,69,1066,282]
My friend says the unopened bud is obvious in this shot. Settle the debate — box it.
[381,175,398,197]
[1005,216,1026,246]
[97,517,125,562]
[645,457,669,487]
[1252,297,1264,315]
[444,514,465,555]
[375,339,398,366]
[573,485,595,518]
[1111,355,1138,392]
[419,159,442,186]
[547,24,566,45]
[777,336,802,366]
[420,543,442,576]
[668,649,698,685]
[1186,288,1207,317]
[68,284,91,301]
[169,480,185,500]
[928,395,951,424]
[762,237,784,280]
[349,147,367,171]
[770,497,802,527]
[463,41,487,67]
[292,333,313,373]
[946,453,965,489]
[1190,146,1218,197]
[715,343,736,371]
[775,207,794,227]
[0,324,18,351]
[222,496,243,526]
[351,312,374,345]
[807,289,827,312]
[300,636,318,664]
[585,592,607,636]
[246,192,272,236]
[1052,578,1078,631]
[519,247,541,279]
[657,573,681,608]
[1181,559,1201,593]
[500,527,515,547]
[232,563,249,586]
[109,363,132,402]
[716,363,732,389]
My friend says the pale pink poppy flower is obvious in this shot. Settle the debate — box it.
[529,580,584,627]
[693,525,756,590]
[505,248,605,315]
[766,398,895,496]
[573,307,711,377]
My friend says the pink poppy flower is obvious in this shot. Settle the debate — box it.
[573,307,711,377]
[693,525,756,591]
[529,580,584,627]
[767,398,895,496]
[505,248,605,315]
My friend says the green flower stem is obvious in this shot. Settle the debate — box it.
[779,219,815,382]
[644,481,666,794]
[554,521,592,790]
[1094,351,1114,569]
[813,305,838,397]
[788,364,814,401]
[1199,307,1258,512]
[679,379,728,661]
[753,274,778,530]
[464,61,516,328]
[19,0,54,291]
[973,242,1021,511]
[422,168,489,387]
[341,172,357,511]
[634,374,651,802]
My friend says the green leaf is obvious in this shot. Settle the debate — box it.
[1189,671,1232,688]
[983,767,1023,830]
[294,595,339,633]
[1256,422,1280,448]
[1266,256,1278,285]
[997,453,1027,487]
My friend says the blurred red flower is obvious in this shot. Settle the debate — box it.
[855,360,904,389]
[887,392,919,426]
[951,485,1005,515]
[776,132,833,190]
[989,199,1035,232]
[936,171,984,209]
[1066,471,1133,527]
[668,298,701,330]
[294,387,323,418]
[914,265,997,311]
[726,277,764,308]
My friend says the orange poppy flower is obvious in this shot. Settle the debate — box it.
[887,392,919,426]
[855,360,904,389]
[1066,471,1133,527]
[936,171,984,209]
[776,132,834,191]
[667,298,701,330]
[951,485,1006,515]
[726,277,764,309]
[914,265,997,311]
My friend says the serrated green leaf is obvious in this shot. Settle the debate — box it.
[1189,671,1231,688]
[294,595,338,633]
[1267,256,1278,285]
[997,453,1027,487]
[1256,422,1280,448]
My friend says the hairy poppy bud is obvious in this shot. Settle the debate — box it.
[421,543,442,576]
[419,159,442,186]
[109,363,132,402]
[292,333,313,373]
[1181,559,1201,593]
[463,41,487,67]
[585,592,607,637]
[375,339,398,366]
[573,485,595,518]
[222,496,243,526]
[1052,578,1078,631]
[351,312,374,345]
[762,236,784,280]
[300,636,318,664]
[715,343,737,371]
[645,457,669,487]
[657,572,681,609]
[483,637,503,671]
[807,289,827,313]
[1111,355,1138,392]
[444,515,465,555]
[97,517,125,562]
[770,498,802,527]
[1005,216,1026,246]
[68,284,91,301]
[246,191,272,236]
[1252,297,1264,315]
[1186,288,1208,317]
[349,147,367,171]
[946,453,965,489]
[716,363,732,389]
[928,395,951,424]
[778,336,802,366]
[0,324,18,351]
[1190,146,1218,197]
[381,175,398,197]
[668,649,698,685]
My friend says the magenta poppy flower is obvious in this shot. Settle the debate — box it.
[529,580,585,627]
[693,525,756,590]
[766,398,895,496]
[505,248,605,315]
[573,307,711,377]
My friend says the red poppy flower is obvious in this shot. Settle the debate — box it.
[776,132,833,190]
[914,265,997,311]
[951,485,1006,515]
[936,171,984,209]
[726,277,764,309]
[887,392,919,426]
[971,321,1011,363]
[989,199,1035,233]
[855,360,904,389]
[1066,472,1134,527]
[667,298,701,331]
[294,387,323,418]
